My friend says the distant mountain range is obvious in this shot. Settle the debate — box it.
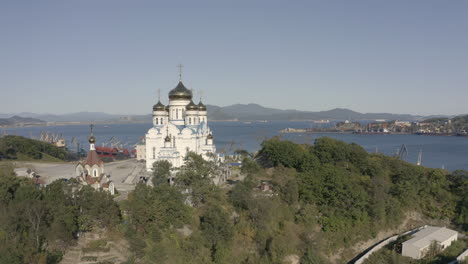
[0,104,452,123]
[0,112,121,122]
[0,116,46,126]
[205,104,433,121]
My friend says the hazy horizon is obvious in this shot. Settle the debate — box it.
[1,102,466,118]
[2,0,468,116]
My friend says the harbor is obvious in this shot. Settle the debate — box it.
[280,117,468,138]
[3,120,468,171]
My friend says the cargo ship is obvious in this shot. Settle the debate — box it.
[415,132,455,136]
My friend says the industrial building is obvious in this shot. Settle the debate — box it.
[402,226,458,259]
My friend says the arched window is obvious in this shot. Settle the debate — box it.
[93,169,97,177]
[156,118,159,125]
[176,109,179,119]
[189,117,192,124]
[152,147,156,159]
[160,118,163,124]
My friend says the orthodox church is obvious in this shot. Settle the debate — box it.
[75,127,115,195]
[145,77,217,171]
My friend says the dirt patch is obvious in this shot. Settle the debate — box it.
[60,228,129,264]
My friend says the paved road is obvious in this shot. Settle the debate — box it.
[14,159,148,199]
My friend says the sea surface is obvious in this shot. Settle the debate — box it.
[3,121,468,171]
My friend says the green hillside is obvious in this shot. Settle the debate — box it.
[0,137,466,264]
[423,114,468,130]
[121,137,467,263]
[0,135,67,161]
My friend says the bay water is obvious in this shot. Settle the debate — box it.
[3,121,468,171]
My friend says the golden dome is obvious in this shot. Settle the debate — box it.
[169,81,192,100]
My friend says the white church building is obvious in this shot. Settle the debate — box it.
[145,79,217,171]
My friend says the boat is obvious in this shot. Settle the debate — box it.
[415,132,455,136]
[456,130,468,137]
[313,120,330,124]
[353,128,390,135]
[280,128,306,133]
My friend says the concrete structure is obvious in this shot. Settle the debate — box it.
[402,226,458,259]
[75,130,115,195]
[136,138,146,161]
[145,77,216,171]
[456,249,468,263]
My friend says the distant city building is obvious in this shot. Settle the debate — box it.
[394,120,411,127]
[402,226,458,259]
[75,127,115,195]
[145,71,217,171]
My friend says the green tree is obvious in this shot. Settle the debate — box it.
[176,152,222,207]
[152,160,172,186]
[200,204,234,263]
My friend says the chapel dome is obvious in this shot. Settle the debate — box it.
[186,100,199,111]
[152,101,165,111]
[169,81,192,100]
[198,101,207,111]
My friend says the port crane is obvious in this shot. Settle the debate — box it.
[417,149,422,166]
[396,144,408,160]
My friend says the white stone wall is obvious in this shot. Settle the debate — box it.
[136,144,146,161]
[168,99,190,126]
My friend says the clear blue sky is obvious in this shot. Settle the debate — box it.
[1,0,467,116]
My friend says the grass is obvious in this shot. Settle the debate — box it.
[82,239,110,253]
[15,152,66,163]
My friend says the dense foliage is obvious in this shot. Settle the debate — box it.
[0,135,68,160]
[363,238,468,264]
[116,138,468,263]
[0,162,121,264]
[1,136,466,264]
[121,137,466,263]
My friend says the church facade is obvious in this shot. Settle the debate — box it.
[75,130,115,195]
[145,80,216,171]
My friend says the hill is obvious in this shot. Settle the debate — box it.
[0,115,46,127]
[0,135,68,161]
[0,137,466,264]
[422,114,468,131]
[207,103,426,121]
[1,104,434,123]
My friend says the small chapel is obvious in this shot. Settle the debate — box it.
[145,68,217,171]
[75,126,115,195]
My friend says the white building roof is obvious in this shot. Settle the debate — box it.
[403,226,458,249]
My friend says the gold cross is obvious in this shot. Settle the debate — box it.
[177,63,184,80]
